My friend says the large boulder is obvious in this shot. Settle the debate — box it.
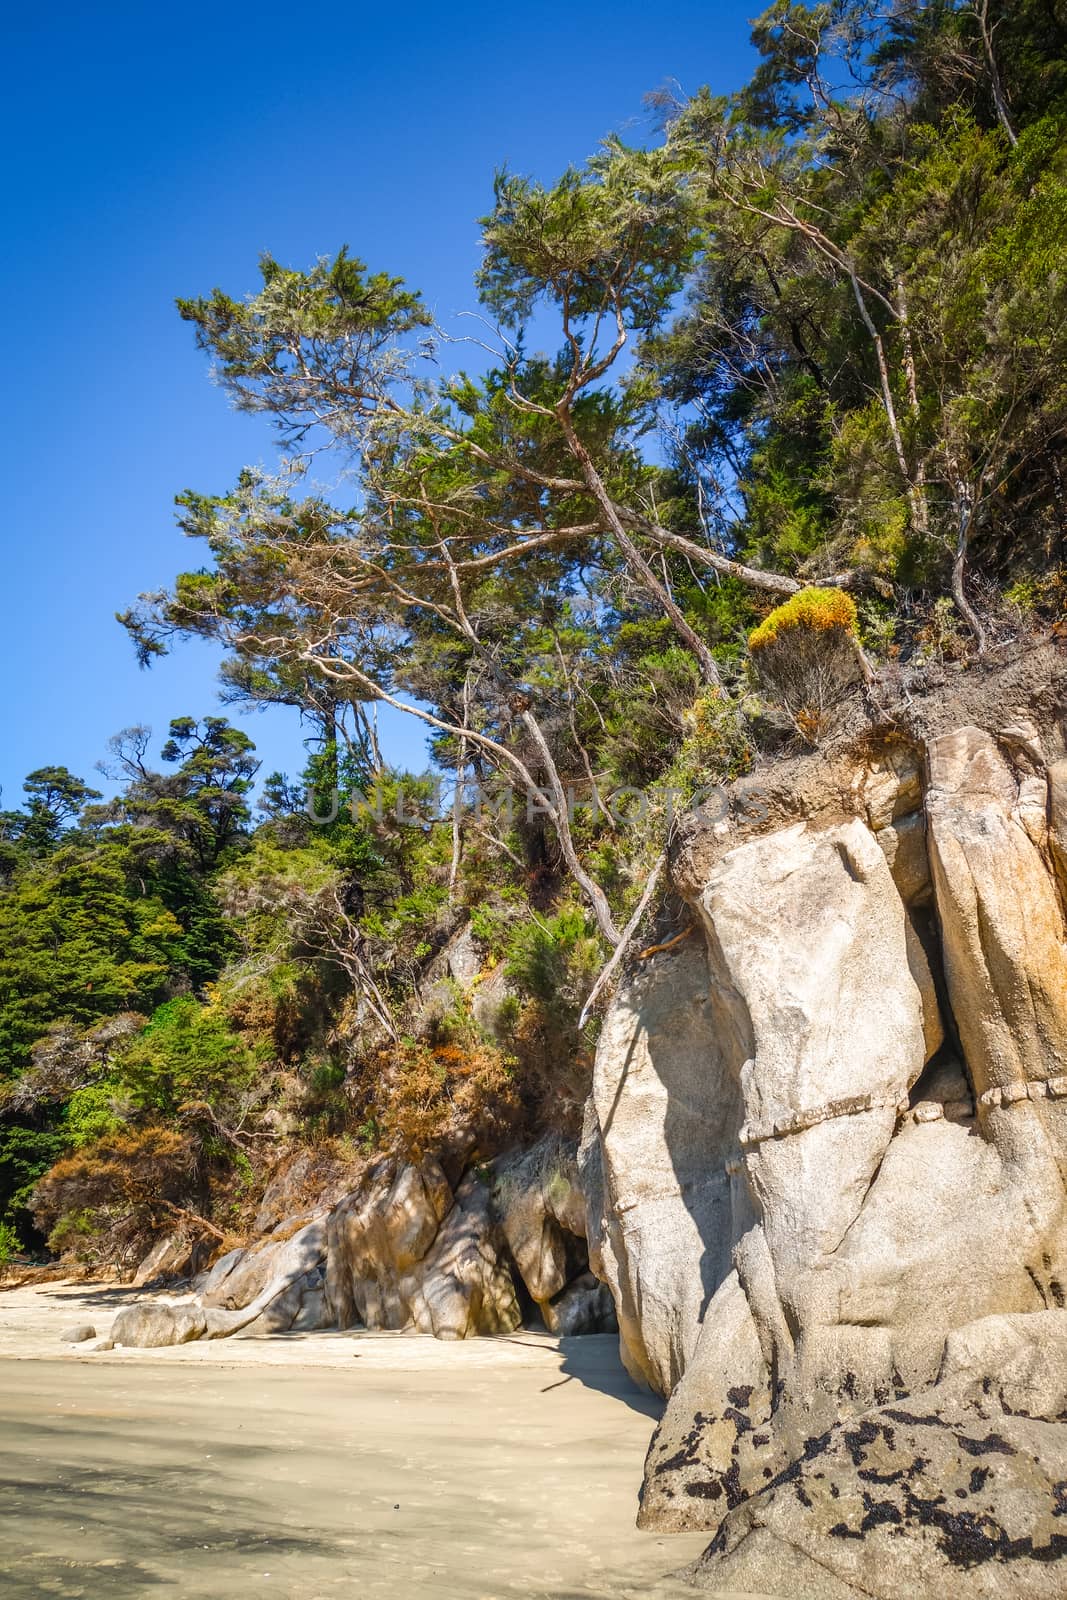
[106,1218,332,1348]
[690,1313,1067,1598]
[493,1139,586,1308]
[325,1159,521,1338]
[697,818,937,1275]
[580,934,745,1393]
[583,816,940,1416]
[325,1156,453,1328]
[110,1303,209,1347]
[200,1218,327,1312]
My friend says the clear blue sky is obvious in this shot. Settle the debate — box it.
[2,0,757,807]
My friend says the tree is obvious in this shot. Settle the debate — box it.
[650,1,1067,641]
[121,142,836,943]
[101,716,260,872]
[0,767,101,863]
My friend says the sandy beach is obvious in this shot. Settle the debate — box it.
[0,1281,750,1600]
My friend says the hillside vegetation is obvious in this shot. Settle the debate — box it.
[2,0,1065,1265]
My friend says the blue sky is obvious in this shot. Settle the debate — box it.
[2,1,757,808]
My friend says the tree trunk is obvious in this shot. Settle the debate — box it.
[556,409,723,689]
[951,485,987,653]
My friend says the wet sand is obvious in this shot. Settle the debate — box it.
[0,1283,753,1600]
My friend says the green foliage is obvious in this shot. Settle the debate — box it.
[0,841,183,1074]
[505,905,602,1018]
[0,767,102,862]
[0,1124,65,1229]
[118,997,260,1117]
[176,247,431,446]
[467,895,522,959]
[478,140,698,329]
[107,716,260,872]
[62,1084,123,1150]
[0,1218,19,1264]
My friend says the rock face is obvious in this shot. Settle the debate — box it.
[111,1219,330,1348]
[318,1141,612,1341]
[579,653,1067,1596]
[116,1141,611,1350]
[692,1313,1067,1599]
[494,1139,590,1316]
[580,935,744,1393]
[195,1217,329,1339]
[324,1158,521,1338]
[132,1232,194,1288]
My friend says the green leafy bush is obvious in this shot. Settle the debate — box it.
[62,1084,124,1150]
[117,997,260,1117]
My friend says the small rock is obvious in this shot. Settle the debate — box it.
[60,1323,96,1344]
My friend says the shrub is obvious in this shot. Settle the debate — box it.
[748,586,867,742]
[503,905,604,1135]
[63,1083,124,1149]
[0,1219,19,1265]
[372,1036,521,1161]
[117,997,260,1117]
[33,1125,201,1266]
[505,904,601,1014]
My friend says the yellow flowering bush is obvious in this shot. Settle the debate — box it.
[748,587,866,743]
[748,587,859,653]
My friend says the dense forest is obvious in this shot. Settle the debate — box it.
[2,0,1065,1265]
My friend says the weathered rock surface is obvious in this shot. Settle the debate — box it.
[111,1219,330,1347]
[110,1303,210,1347]
[580,935,744,1393]
[542,1273,617,1336]
[493,1139,587,1309]
[579,660,1067,1594]
[692,1314,1067,1598]
[637,827,958,1523]
[926,726,1067,1100]
[132,1232,193,1287]
[875,808,931,905]
[119,1143,607,1350]
[325,1159,521,1338]
[59,1323,96,1344]
[693,1396,1067,1599]
[201,1219,327,1315]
